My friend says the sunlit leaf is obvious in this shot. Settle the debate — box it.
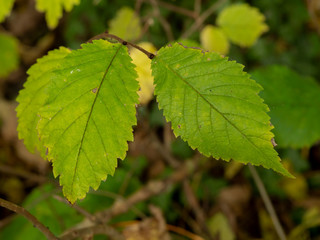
[151,43,291,177]
[217,3,268,47]
[17,40,139,203]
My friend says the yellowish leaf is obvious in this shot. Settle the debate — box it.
[130,42,157,105]
[109,7,142,42]
[200,25,230,55]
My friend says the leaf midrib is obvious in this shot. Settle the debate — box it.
[71,44,122,196]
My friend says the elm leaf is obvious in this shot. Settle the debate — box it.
[20,40,138,203]
[151,43,291,177]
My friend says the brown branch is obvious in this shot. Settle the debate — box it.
[52,195,98,223]
[60,224,125,240]
[149,0,174,41]
[158,0,197,18]
[0,198,58,240]
[181,0,227,39]
[0,165,48,184]
[194,0,201,17]
[87,31,155,59]
[95,164,189,222]
[306,0,320,35]
[183,179,213,239]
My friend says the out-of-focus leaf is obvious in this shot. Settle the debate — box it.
[207,212,235,240]
[36,0,80,29]
[280,161,308,200]
[289,208,320,240]
[171,137,194,159]
[217,3,268,47]
[109,7,142,41]
[0,0,15,22]
[130,42,157,105]
[224,161,243,179]
[200,25,230,55]
[252,65,320,148]
[259,209,279,240]
[0,33,19,78]
[0,184,82,240]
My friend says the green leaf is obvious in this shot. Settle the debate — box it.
[109,7,142,41]
[0,184,82,240]
[217,3,268,47]
[0,33,19,78]
[0,0,14,22]
[16,47,71,155]
[35,0,80,29]
[200,25,230,55]
[151,43,291,177]
[207,212,235,240]
[33,40,137,203]
[251,65,320,148]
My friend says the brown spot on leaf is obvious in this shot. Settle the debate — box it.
[92,88,98,93]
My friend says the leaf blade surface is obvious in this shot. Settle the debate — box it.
[152,43,291,177]
[37,40,139,202]
[16,47,71,155]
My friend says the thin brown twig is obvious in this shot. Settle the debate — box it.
[0,197,58,240]
[90,190,147,219]
[306,0,320,35]
[60,162,190,238]
[183,179,213,239]
[87,31,155,59]
[114,220,204,240]
[248,164,287,240]
[0,215,15,230]
[149,0,174,41]
[181,0,227,39]
[95,164,189,222]
[60,224,125,240]
[52,195,98,223]
[150,131,181,168]
[194,0,202,17]
[0,164,49,184]
[158,0,197,19]
[135,0,144,15]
